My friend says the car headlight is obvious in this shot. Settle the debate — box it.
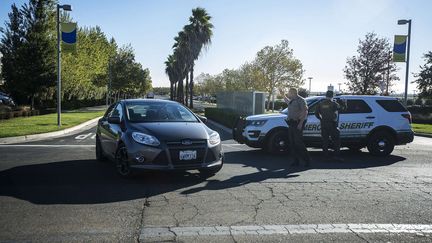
[208,132,221,146]
[248,120,267,127]
[131,132,160,146]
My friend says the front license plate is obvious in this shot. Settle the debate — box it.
[179,150,197,160]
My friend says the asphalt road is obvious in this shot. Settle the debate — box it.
[1,123,432,242]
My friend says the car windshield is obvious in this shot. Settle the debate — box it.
[280,97,321,114]
[125,102,199,123]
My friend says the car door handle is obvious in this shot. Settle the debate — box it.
[366,116,375,119]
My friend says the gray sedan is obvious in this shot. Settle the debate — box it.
[96,99,224,177]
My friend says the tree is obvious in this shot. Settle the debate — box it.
[0,0,56,109]
[344,32,399,95]
[165,7,213,107]
[20,0,56,109]
[187,7,213,108]
[414,51,432,98]
[0,4,25,104]
[109,45,152,100]
[254,40,304,110]
[164,54,177,100]
[62,26,116,101]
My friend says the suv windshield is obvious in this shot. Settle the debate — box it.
[125,102,199,123]
[280,97,321,114]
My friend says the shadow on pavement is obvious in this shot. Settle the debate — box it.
[180,149,406,195]
[0,149,405,204]
[0,160,206,205]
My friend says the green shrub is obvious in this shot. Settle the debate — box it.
[205,108,242,129]
[407,106,432,124]
[265,100,287,111]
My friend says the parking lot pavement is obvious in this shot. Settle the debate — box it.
[1,123,432,242]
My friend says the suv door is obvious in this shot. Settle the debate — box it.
[338,99,377,140]
[303,100,322,144]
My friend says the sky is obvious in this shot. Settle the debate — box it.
[1,0,431,94]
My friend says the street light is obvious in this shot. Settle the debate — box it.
[397,19,412,105]
[308,77,313,93]
[56,4,72,127]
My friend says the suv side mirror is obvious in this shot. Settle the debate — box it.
[197,115,208,123]
[108,116,121,124]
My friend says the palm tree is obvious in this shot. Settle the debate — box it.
[164,55,176,100]
[187,7,213,108]
[173,30,192,104]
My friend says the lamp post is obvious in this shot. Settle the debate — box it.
[397,19,411,105]
[56,4,72,127]
[308,77,313,94]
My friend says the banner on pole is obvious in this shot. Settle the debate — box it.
[393,35,407,62]
[61,22,77,53]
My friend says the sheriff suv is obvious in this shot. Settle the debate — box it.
[233,95,414,156]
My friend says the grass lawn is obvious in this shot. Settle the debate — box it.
[412,123,432,134]
[0,110,104,138]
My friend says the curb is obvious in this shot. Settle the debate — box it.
[0,116,102,144]
[207,119,233,135]
[414,133,432,138]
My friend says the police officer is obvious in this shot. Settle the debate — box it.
[284,88,311,167]
[315,90,344,160]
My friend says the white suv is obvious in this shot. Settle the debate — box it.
[233,95,414,156]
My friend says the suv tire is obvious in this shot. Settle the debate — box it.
[266,130,290,154]
[367,131,395,156]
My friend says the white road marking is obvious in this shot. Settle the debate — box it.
[0,144,95,148]
[140,224,432,241]
[75,133,93,140]
[91,134,97,139]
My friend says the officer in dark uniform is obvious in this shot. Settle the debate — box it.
[315,91,345,160]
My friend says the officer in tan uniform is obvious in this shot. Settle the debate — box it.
[284,88,311,167]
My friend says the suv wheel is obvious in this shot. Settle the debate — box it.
[95,136,107,162]
[367,131,395,156]
[267,130,290,154]
[115,144,134,178]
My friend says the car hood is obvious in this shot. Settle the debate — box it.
[246,113,287,120]
[129,122,211,141]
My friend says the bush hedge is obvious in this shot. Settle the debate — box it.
[407,106,432,124]
[265,100,287,111]
[204,108,242,129]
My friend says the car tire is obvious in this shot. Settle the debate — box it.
[266,130,290,154]
[115,144,134,178]
[95,136,107,162]
[367,131,395,156]
[199,159,223,177]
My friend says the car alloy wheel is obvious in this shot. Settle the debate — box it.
[367,131,394,156]
[115,145,132,177]
[268,131,290,154]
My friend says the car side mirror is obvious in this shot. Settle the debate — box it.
[108,116,121,124]
[197,115,208,123]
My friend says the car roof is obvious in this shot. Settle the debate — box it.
[308,95,398,100]
[121,98,178,104]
